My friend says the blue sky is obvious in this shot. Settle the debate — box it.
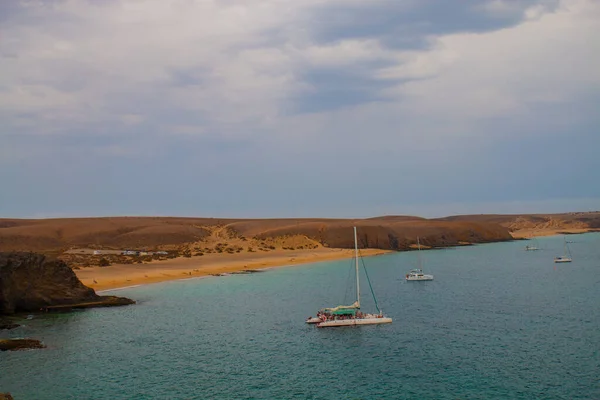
[1,0,599,218]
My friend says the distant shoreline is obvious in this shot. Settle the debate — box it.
[509,228,596,239]
[68,228,597,291]
[76,248,392,291]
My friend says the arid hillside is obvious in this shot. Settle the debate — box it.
[440,211,600,236]
[0,216,512,257]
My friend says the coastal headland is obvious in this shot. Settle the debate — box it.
[1,212,598,291]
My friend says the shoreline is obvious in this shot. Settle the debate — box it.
[76,248,392,292]
[509,228,594,239]
[75,229,598,292]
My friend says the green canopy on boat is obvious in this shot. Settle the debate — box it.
[321,301,360,315]
[330,308,357,316]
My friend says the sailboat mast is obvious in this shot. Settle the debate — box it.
[354,226,360,308]
[417,236,422,269]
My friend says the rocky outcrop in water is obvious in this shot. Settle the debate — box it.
[0,393,15,400]
[0,338,45,351]
[0,252,134,314]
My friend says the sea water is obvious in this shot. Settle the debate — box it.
[2,233,599,399]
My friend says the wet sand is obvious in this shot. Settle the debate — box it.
[75,248,391,291]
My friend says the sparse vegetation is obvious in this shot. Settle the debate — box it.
[0,214,534,264]
[98,258,111,267]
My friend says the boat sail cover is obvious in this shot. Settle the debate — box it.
[322,301,360,315]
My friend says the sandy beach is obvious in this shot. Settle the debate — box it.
[76,248,391,291]
[509,228,593,239]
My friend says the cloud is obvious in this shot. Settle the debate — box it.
[0,0,598,217]
[379,0,600,121]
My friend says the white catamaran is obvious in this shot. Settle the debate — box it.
[554,236,573,263]
[525,238,540,251]
[305,227,392,327]
[405,237,433,281]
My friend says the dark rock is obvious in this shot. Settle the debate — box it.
[0,338,45,351]
[0,252,135,314]
[43,295,135,312]
[0,320,20,330]
[230,269,263,275]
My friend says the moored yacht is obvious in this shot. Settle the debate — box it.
[554,236,573,263]
[405,237,434,281]
[405,268,434,281]
[305,227,392,328]
[525,238,540,251]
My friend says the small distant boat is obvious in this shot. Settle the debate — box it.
[554,237,572,263]
[406,268,434,281]
[306,227,392,327]
[406,237,433,281]
[525,238,540,251]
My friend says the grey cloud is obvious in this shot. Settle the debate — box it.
[305,0,560,49]
[288,63,397,114]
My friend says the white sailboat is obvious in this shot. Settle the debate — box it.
[525,238,540,251]
[405,237,433,281]
[554,237,572,263]
[306,227,392,327]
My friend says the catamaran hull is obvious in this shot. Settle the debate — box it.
[406,275,433,281]
[306,317,322,324]
[316,317,392,327]
[554,258,572,263]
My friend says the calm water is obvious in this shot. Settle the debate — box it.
[2,233,600,399]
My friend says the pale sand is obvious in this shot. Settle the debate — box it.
[510,228,593,239]
[76,248,392,291]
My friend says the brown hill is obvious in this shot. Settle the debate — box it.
[0,217,213,253]
[439,211,600,235]
[0,215,513,256]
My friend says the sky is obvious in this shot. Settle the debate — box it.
[1,0,599,219]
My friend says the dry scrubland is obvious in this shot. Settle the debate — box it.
[0,215,514,256]
[2,213,599,260]
[0,213,598,290]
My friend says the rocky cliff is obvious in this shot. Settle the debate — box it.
[250,219,513,250]
[0,252,134,314]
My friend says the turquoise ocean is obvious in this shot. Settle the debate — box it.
[2,233,599,399]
